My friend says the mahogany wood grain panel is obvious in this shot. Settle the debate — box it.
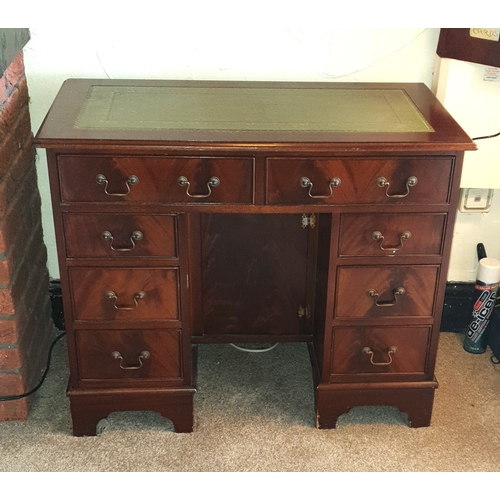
[316,381,437,428]
[77,329,182,381]
[330,326,430,377]
[63,213,178,258]
[57,155,254,204]
[335,265,439,318]
[68,387,196,436]
[339,213,446,257]
[69,267,180,321]
[266,157,453,205]
[200,214,311,336]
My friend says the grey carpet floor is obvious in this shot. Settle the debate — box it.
[1,331,500,472]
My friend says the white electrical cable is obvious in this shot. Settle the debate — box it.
[229,343,279,353]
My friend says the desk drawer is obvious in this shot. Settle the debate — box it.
[266,157,453,205]
[331,326,430,377]
[63,214,178,258]
[69,267,180,321]
[339,213,446,257]
[76,329,182,381]
[335,265,438,319]
[58,155,254,204]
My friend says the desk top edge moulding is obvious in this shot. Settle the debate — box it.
[34,79,475,436]
[34,79,475,150]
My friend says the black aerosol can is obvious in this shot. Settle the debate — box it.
[464,257,500,354]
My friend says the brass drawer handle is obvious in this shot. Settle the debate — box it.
[367,287,405,307]
[372,231,412,252]
[177,176,220,198]
[300,177,341,199]
[362,346,397,366]
[95,174,139,196]
[101,230,143,252]
[111,350,150,370]
[105,291,146,310]
[377,176,418,198]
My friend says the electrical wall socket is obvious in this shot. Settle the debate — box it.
[459,188,494,212]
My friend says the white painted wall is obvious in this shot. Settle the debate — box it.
[432,56,500,281]
[433,57,500,188]
[22,27,494,282]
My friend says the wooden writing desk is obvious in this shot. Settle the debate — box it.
[34,80,475,435]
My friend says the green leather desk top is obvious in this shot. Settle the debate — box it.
[74,85,433,134]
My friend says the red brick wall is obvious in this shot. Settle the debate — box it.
[0,51,54,420]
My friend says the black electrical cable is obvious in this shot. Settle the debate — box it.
[0,331,66,402]
[473,131,500,141]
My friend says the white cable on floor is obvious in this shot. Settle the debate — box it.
[229,343,279,353]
